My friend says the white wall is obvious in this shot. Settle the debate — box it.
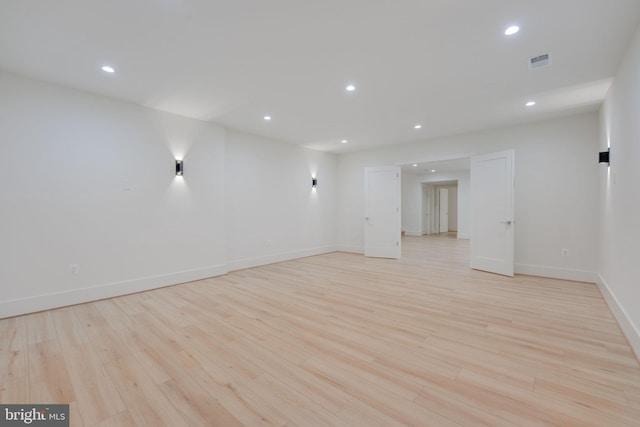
[225,130,337,271]
[598,25,640,357]
[0,71,227,318]
[337,113,599,282]
[0,71,338,319]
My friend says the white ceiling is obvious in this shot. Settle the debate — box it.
[401,158,471,175]
[1,1,639,153]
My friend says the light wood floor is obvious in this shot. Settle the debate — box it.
[2,234,640,426]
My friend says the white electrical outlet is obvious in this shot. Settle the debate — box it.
[69,264,79,275]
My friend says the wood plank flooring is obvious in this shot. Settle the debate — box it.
[2,234,640,426]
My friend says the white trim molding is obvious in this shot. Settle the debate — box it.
[335,245,364,254]
[515,263,598,283]
[0,264,228,319]
[596,274,640,361]
[227,246,338,272]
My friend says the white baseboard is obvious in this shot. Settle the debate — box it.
[404,231,422,237]
[596,274,640,361]
[515,263,597,283]
[0,264,228,319]
[335,245,364,254]
[457,233,470,240]
[227,246,338,272]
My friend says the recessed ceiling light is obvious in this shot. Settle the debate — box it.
[431,170,436,173]
[526,101,536,107]
[341,139,348,144]
[101,66,115,73]
[414,124,422,129]
[346,84,356,92]
[505,25,520,36]
[412,164,418,167]
[263,115,272,121]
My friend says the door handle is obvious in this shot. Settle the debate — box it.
[499,220,512,225]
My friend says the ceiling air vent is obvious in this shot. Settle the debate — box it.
[528,52,552,70]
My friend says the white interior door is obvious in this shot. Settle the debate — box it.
[364,166,401,258]
[470,150,515,277]
[439,188,449,233]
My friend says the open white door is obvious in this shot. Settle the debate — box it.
[439,188,449,233]
[364,166,401,258]
[470,150,515,276]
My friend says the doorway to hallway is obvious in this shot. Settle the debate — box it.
[421,182,458,236]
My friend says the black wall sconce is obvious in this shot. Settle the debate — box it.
[599,149,610,165]
[175,160,184,176]
[312,177,318,188]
